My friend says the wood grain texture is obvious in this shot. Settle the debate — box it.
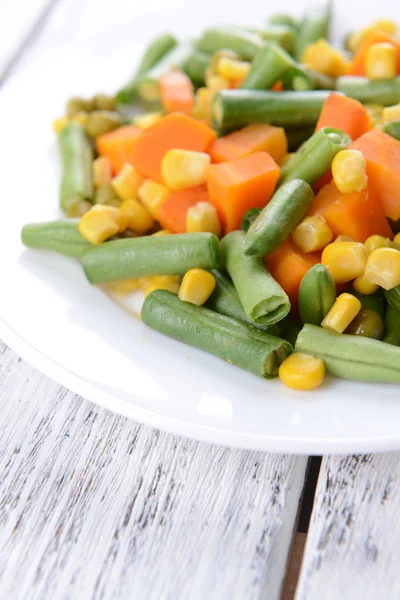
[0,341,307,600]
[296,453,400,600]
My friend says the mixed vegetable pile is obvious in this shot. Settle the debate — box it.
[21,5,400,391]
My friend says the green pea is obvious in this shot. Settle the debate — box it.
[85,111,121,138]
[92,94,117,111]
[66,96,94,117]
[345,308,384,340]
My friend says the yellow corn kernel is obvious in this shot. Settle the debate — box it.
[331,149,368,194]
[279,353,325,391]
[348,22,398,54]
[93,156,112,187]
[144,279,180,297]
[374,19,398,35]
[321,242,367,283]
[111,164,143,202]
[210,50,240,75]
[137,180,171,218]
[392,233,400,249]
[301,39,348,77]
[334,235,354,243]
[107,279,142,296]
[53,116,69,134]
[292,216,333,253]
[366,42,397,80]
[192,87,213,120]
[382,104,400,123]
[322,293,362,333]
[217,57,251,81]
[364,247,400,290]
[365,103,384,126]
[78,209,119,245]
[73,111,89,127]
[206,74,230,94]
[120,199,153,234]
[353,273,379,295]
[152,275,180,285]
[152,229,172,237]
[364,234,393,254]
[179,269,216,306]
[186,202,221,237]
[91,204,128,233]
[161,149,211,190]
[134,112,163,129]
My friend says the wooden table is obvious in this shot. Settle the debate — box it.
[2,3,400,598]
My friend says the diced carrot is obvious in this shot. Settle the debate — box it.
[207,152,280,233]
[132,113,216,182]
[209,124,287,164]
[229,78,245,89]
[313,170,332,191]
[348,29,400,75]
[157,185,209,233]
[96,125,142,174]
[265,239,321,305]
[159,71,194,115]
[272,81,283,91]
[309,181,392,241]
[352,129,400,221]
[315,92,371,140]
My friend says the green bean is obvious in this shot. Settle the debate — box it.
[382,120,400,141]
[282,65,336,91]
[117,33,178,104]
[250,25,296,53]
[298,264,336,326]
[241,208,262,232]
[240,43,294,90]
[279,126,351,186]
[58,122,93,216]
[352,288,386,319]
[182,51,210,86]
[142,290,292,379]
[221,231,290,326]
[21,220,91,259]
[383,305,400,346]
[385,285,400,312]
[212,89,331,134]
[285,126,315,152]
[245,179,314,257]
[296,324,400,383]
[336,76,400,106]
[82,233,220,284]
[268,15,298,30]
[195,27,263,61]
[294,2,331,61]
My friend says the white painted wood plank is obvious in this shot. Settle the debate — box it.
[0,341,307,600]
[296,453,400,600]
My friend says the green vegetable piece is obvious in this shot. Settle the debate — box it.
[85,110,121,139]
[382,120,400,141]
[245,179,314,257]
[66,97,94,117]
[195,27,263,61]
[353,288,386,319]
[221,231,290,326]
[212,89,331,135]
[241,208,262,232]
[279,126,351,186]
[117,33,178,104]
[249,25,296,53]
[92,94,116,111]
[385,285,400,313]
[336,76,400,106]
[383,305,400,346]
[82,232,220,284]
[298,264,336,326]
[294,2,331,61]
[58,122,93,215]
[296,323,400,383]
[285,126,315,152]
[21,220,91,258]
[345,308,384,340]
[268,14,298,29]
[240,42,294,90]
[282,65,336,91]
[182,51,210,86]
[142,290,292,379]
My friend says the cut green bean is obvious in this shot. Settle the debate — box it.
[195,27,263,61]
[385,285,400,312]
[142,290,292,379]
[279,126,351,186]
[285,126,315,152]
[352,288,386,320]
[250,25,296,53]
[82,232,220,284]
[298,264,336,326]
[282,65,336,91]
[21,220,91,259]
[58,122,93,215]
[245,179,314,257]
[268,14,298,30]
[240,43,294,90]
[116,33,177,104]
[382,120,400,141]
[294,2,331,61]
[212,89,331,134]
[383,305,400,346]
[296,323,400,383]
[241,208,262,232]
[337,76,400,106]
[221,231,290,326]
[182,50,210,86]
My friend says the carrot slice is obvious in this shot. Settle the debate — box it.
[309,181,392,241]
[159,71,194,115]
[352,129,400,221]
[207,151,280,233]
[209,124,287,164]
[132,113,216,182]
[157,185,209,233]
[96,125,142,174]
[315,92,371,140]
[348,29,400,75]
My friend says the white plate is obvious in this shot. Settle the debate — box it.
[1,0,400,455]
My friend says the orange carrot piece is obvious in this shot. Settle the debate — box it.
[315,92,371,140]
[352,129,400,221]
[309,181,392,241]
[209,124,287,164]
[271,81,283,91]
[313,170,332,191]
[229,78,245,89]
[96,125,142,174]
[132,113,216,182]
[265,239,321,305]
[348,29,400,75]
[157,185,209,233]
[159,71,194,115]
[207,151,280,233]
